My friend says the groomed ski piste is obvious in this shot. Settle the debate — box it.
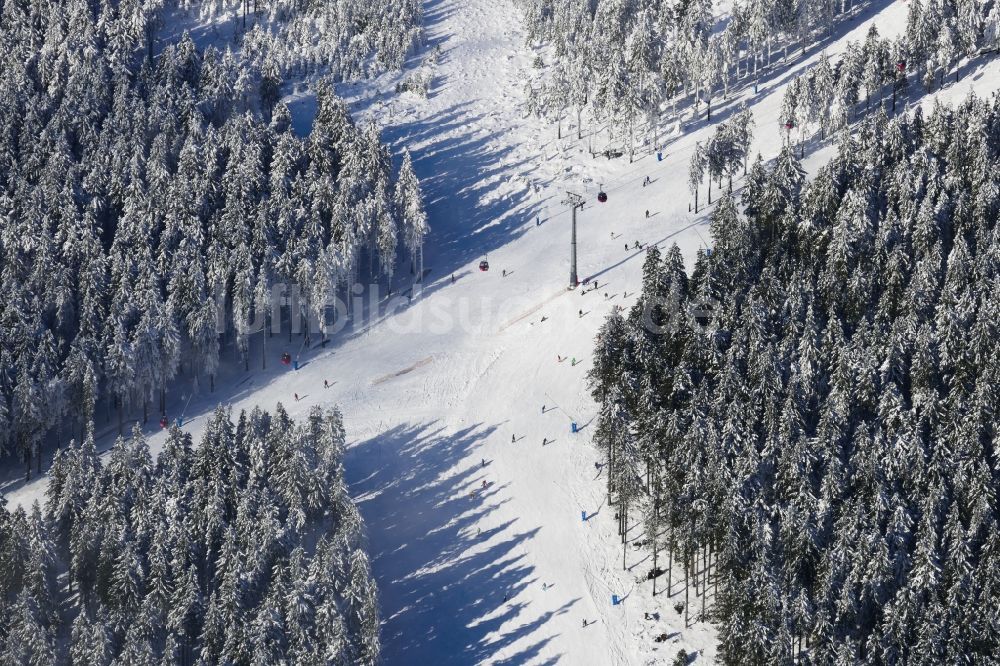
[7,0,1000,663]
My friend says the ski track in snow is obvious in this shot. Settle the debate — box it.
[7,0,1000,662]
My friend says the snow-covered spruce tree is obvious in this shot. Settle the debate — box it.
[779,0,993,160]
[396,148,430,284]
[593,96,1000,662]
[525,0,993,152]
[0,405,378,664]
[521,0,909,146]
[0,2,426,462]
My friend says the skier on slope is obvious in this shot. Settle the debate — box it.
[481,458,486,468]
[512,434,516,443]
[324,380,330,389]
[645,210,649,218]
[294,393,299,401]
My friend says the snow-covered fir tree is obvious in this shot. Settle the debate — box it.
[0,0,426,474]
[0,405,379,664]
[591,95,1000,663]
[520,0,994,155]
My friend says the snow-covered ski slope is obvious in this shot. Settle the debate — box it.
[8,0,1000,662]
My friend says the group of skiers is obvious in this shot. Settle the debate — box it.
[290,378,335,402]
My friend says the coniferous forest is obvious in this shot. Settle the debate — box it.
[0,405,380,664]
[5,0,1000,660]
[589,99,1000,664]
[521,0,1000,159]
[0,1,413,659]
[0,0,429,476]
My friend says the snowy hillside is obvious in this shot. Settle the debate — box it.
[4,0,1000,661]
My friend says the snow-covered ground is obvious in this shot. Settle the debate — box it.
[7,0,1000,663]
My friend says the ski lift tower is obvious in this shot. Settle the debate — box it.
[562,192,585,289]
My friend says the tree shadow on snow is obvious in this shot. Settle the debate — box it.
[347,421,565,665]
[379,102,545,286]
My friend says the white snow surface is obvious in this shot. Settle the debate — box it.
[7,0,1000,663]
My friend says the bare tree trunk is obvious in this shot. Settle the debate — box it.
[694,541,700,597]
[652,539,658,596]
[684,542,690,627]
[667,527,673,595]
[701,543,708,619]
[262,315,267,370]
[622,521,627,570]
[606,452,613,504]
